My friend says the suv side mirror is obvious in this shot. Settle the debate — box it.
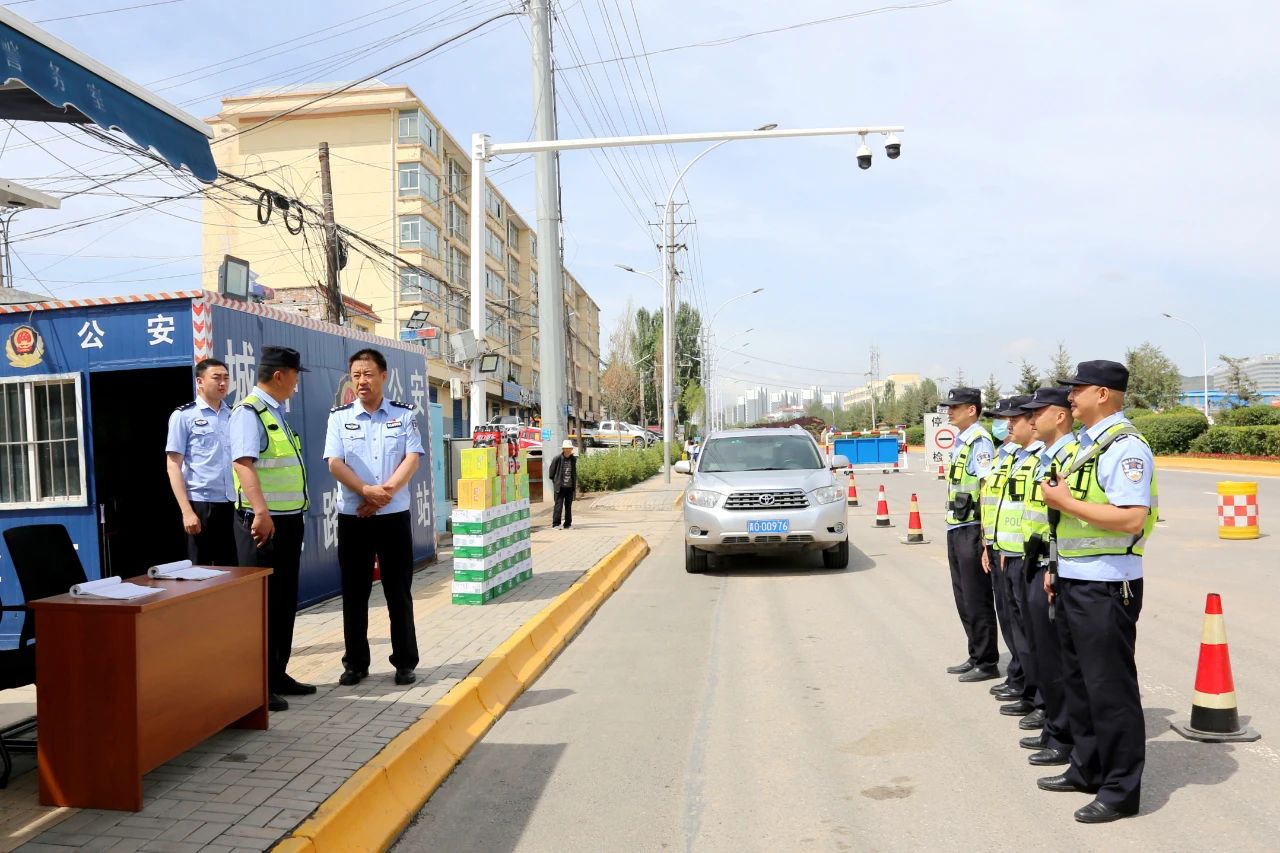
[830,454,850,469]
[673,460,692,475]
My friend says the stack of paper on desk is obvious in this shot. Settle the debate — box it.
[147,559,228,581]
[69,576,161,600]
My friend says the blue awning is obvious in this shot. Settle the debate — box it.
[0,9,216,181]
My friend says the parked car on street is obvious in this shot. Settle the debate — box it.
[675,427,850,572]
[592,420,654,448]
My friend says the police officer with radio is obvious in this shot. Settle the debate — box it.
[324,348,422,687]
[1035,361,1155,823]
[979,398,1025,702]
[942,387,999,682]
[165,358,237,566]
[1018,387,1078,767]
[231,345,314,713]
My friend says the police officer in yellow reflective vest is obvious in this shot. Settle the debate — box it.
[988,396,1044,724]
[980,398,1025,702]
[231,346,314,713]
[1019,387,1077,767]
[1036,361,1156,823]
[941,387,999,681]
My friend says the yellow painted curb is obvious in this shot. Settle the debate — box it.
[274,533,650,852]
[1156,456,1280,477]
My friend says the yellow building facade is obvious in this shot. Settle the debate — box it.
[201,82,601,437]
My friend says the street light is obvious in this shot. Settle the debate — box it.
[1162,312,1210,418]
[704,290,764,431]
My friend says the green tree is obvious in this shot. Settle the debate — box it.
[674,302,703,422]
[1124,342,1182,410]
[1045,341,1073,386]
[1016,359,1041,395]
[1218,355,1258,407]
[982,373,1001,409]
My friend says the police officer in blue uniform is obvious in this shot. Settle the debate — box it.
[982,398,1026,703]
[324,348,422,687]
[941,387,1000,681]
[1036,360,1154,823]
[231,345,315,712]
[165,358,237,566]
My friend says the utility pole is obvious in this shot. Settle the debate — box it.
[317,142,343,325]
[869,345,881,429]
[530,0,568,482]
[662,200,677,478]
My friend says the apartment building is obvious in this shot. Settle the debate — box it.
[201,81,601,437]
[841,373,924,409]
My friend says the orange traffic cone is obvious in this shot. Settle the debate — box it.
[900,493,929,544]
[847,473,860,507]
[874,485,893,528]
[1171,593,1259,742]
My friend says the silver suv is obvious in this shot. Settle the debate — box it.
[675,427,850,573]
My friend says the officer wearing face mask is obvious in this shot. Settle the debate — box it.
[979,401,1025,703]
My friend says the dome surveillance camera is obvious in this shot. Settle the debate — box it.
[856,142,872,170]
[885,133,901,159]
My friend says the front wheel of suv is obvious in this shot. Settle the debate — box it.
[822,538,850,569]
[685,544,708,574]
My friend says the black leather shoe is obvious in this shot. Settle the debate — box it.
[989,681,1010,695]
[1037,774,1095,794]
[1074,800,1133,823]
[946,661,976,674]
[1019,709,1047,730]
[275,677,317,696]
[394,667,417,685]
[1000,699,1036,716]
[992,687,1024,701]
[338,668,368,687]
[1020,735,1048,750]
[268,693,289,712]
[1029,747,1071,766]
[958,666,1000,683]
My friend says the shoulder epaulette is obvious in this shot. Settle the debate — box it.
[175,401,197,412]
[389,400,414,410]
[331,402,354,413]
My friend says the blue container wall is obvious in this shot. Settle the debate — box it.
[0,300,196,643]
[208,305,437,607]
[833,436,900,466]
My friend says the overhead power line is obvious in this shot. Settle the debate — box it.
[35,0,193,24]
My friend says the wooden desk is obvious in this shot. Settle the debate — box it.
[28,567,271,811]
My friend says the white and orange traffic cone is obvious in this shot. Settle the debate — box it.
[1171,593,1259,742]
[874,485,893,528]
[900,493,929,544]
[847,473,860,507]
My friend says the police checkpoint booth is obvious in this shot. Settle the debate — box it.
[0,290,440,652]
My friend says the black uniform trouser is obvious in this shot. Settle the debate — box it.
[187,500,238,566]
[1024,561,1072,752]
[338,511,419,672]
[989,544,1024,690]
[552,487,575,528]
[946,525,998,668]
[235,512,305,690]
[1057,577,1145,813]
[1000,554,1035,700]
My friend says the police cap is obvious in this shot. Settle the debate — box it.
[1061,360,1127,392]
[944,387,982,407]
[260,345,310,373]
[990,395,1033,417]
[1021,386,1071,410]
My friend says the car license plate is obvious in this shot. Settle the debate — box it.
[747,519,790,534]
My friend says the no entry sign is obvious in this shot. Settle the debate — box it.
[925,414,958,468]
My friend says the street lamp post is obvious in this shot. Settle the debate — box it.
[704,290,763,432]
[470,122,906,476]
[1162,312,1210,418]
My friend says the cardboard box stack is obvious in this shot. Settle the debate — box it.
[451,439,533,605]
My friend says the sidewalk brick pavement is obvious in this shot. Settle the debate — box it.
[0,510,632,852]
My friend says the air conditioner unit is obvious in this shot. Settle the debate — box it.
[450,377,463,398]
[448,330,481,364]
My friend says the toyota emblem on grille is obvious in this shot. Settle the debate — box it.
[758,493,776,506]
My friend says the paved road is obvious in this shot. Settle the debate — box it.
[396,460,1280,852]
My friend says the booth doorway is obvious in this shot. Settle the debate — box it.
[90,367,192,577]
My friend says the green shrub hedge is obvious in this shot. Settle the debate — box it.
[1215,406,1280,427]
[905,425,924,445]
[575,445,665,492]
[1130,412,1209,454]
[1189,425,1280,456]
[1123,407,1154,421]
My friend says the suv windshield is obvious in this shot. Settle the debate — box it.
[698,434,823,473]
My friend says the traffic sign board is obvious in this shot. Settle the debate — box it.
[924,414,958,467]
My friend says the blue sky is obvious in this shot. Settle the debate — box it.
[4,0,1277,403]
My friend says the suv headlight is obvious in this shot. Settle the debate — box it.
[687,489,722,508]
[812,485,844,505]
